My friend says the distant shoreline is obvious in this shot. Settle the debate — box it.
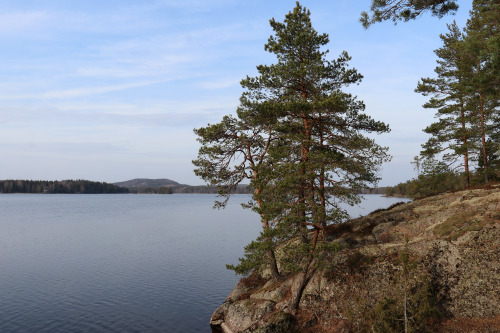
[0,179,128,194]
[0,178,393,195]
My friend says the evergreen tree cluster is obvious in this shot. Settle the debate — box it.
[384,162,466,198]
[0,179,129,194]
[415,0,499,187]
[384,0,499,198]
[190,0,498,325]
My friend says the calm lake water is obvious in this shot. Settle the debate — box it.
[0,194,409,332]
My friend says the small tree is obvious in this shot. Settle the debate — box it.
[411,155,422,176]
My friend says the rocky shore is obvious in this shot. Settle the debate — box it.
[211,185,500,332]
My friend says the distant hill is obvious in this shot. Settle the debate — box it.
[114,178,252,194]
[114,178,182,188]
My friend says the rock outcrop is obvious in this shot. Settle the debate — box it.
[211,185,500,332]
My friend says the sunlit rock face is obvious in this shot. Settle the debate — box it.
[211,185,500,332]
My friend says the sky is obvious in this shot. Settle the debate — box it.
[0,0,473,186]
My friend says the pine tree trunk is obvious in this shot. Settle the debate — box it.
[255,186,280,280]
[475,60,489,183]
[289,229,320,312]
[464,145,470,187]
[268,249,280,281]
[460,104,470,187]
[319,129,327,231]
[479,88,489,183]
[289,270,307,314]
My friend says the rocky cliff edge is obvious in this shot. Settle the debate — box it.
[211,185,500,332]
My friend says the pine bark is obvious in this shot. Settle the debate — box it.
[459,97,470,187]
[479,89,488,183]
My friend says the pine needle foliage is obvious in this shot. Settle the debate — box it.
[361,0,459,28]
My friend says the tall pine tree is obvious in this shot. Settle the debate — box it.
[463,0,500,182]
[194,2,390,311]
[415,22,478,187]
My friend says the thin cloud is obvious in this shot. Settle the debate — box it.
[0,97,237,128]
[0,80,165,100]
[73,24,257,79]
[0,11,49,36]
[0,142,132,155]
[196,77,241,90]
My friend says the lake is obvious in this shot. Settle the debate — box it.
[0,194,409,332]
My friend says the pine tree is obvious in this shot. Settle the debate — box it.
[241,2,391,311]
[415,22,478,187]
[195,2,390,312]
[463,0,500,182]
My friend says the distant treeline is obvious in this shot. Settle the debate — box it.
[130,185,386,195]
[130,185,252,194]
[383,168,500,199]
[0,180,129,194]
[0,179,389,195]
[358,187,387,195]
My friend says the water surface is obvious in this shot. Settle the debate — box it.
[0,194,409,332]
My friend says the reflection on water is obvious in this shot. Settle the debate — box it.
[0,194,409,332]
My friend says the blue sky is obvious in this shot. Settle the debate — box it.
[0,0,473,186]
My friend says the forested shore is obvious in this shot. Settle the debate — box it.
[131,185,386,195]
[383,169,500,199]
[0,179,388,195]
[0,180,129,194]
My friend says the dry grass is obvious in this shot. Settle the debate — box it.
[433,211,488,241]
[296,309,349,333]
[431,315,500,332]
